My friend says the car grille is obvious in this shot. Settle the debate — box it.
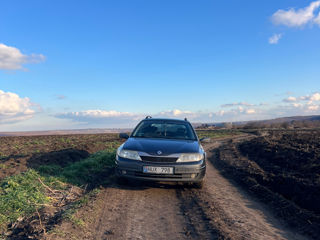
[140,156,178,163]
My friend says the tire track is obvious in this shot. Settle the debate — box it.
[176,188,222,239]
[47,135,311,240]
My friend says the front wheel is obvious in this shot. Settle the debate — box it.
[193,181,204,189]
[116,176,128,185]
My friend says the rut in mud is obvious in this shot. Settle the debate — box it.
[47,136,312,240]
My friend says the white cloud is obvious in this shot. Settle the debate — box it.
[269,33,282,44]
[55,94,67,100]
[300,92,320,101]
[45,92,320,128]
[307,105,319,111]
[271,1,320,27]
[281,92,320,114]
[221,102,254,108]
[283,96,297,102]
[0,90,36,123]
[215,92,320,122]
[55,109,218,126]
[314,12,320,25]
[157,109,193,117]
[0,43,45,70]
[293,103,302,108]
[309,92,320,101]
[283,92,320,103]
[246,109,256,114]
[55,110,140,125]
[259,102,269,106]
[212,106,261,121]
[156,109,217,122]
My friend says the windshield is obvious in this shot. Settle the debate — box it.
[131,121,197,140]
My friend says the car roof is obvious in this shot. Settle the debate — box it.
[142,118,189,123]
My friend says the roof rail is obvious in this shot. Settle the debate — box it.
[184,118,188,121]
[145,116,152,119]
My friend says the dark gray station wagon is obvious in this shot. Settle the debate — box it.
[115,117,206,188]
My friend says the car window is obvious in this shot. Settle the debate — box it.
[132,121,196,140]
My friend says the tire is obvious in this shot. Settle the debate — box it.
[193,181,204,189]
[116,176,128,185]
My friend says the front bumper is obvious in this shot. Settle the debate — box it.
[115,156,206,182]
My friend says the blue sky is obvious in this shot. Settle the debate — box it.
[1,0,320,131]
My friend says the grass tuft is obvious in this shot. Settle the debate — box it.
[196,129,240,139]
[38,150,116,187]
[0,170,50,231]
[0,149,116,233]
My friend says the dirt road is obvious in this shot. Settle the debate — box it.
[49,137,310,240]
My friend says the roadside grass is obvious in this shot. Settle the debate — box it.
[61,188,100,228]
[0,149,116,234]
[0,153,7,160]
[0,164,9,170]
[196,129,241,139]
[37,150,116,187]
[0,170,50,232]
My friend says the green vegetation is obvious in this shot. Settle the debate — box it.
[0,149,116,233]
[0,170,50,231]
[0,164,9,170]
[38,150,116,186]
[0,152,6,159]
[69,215,86,227]
[31,140,45,145]
[62,188,100,227]
[196,129,240,139]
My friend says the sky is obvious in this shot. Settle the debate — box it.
[1,0,320,131]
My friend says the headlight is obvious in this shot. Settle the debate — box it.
[117,149,142,161]
[177,153,203,162]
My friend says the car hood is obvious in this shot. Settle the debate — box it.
[123,138,199,155]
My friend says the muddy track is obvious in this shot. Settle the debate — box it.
[47,135,311,240]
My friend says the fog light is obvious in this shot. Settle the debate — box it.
[122,170,127,175]
[191,174,196,179]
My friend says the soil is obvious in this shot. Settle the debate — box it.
[209,133,320,239]
[239,130,320,214]
[0,134,122,180]
[44,134,313,240]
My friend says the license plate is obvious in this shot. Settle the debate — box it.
[143,166,173,174]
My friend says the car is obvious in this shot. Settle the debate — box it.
[115,116,206,188]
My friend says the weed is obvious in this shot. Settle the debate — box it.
[59,150,116,186]
[196,130,240,139]
[37,164,62,176]
[0,164,9,170]
[0,146,115,233]
[59,138,71,144]
[69,215,86,227]
[0,170,50,231]
[35,150,115,187]
[47,229,67,237]
[62,188,100,228]
[0,152,6,159]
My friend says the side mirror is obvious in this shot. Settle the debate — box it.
[200,137,211,143]
[119,133,129,139]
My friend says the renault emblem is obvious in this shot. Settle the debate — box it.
[157,150,162,155]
